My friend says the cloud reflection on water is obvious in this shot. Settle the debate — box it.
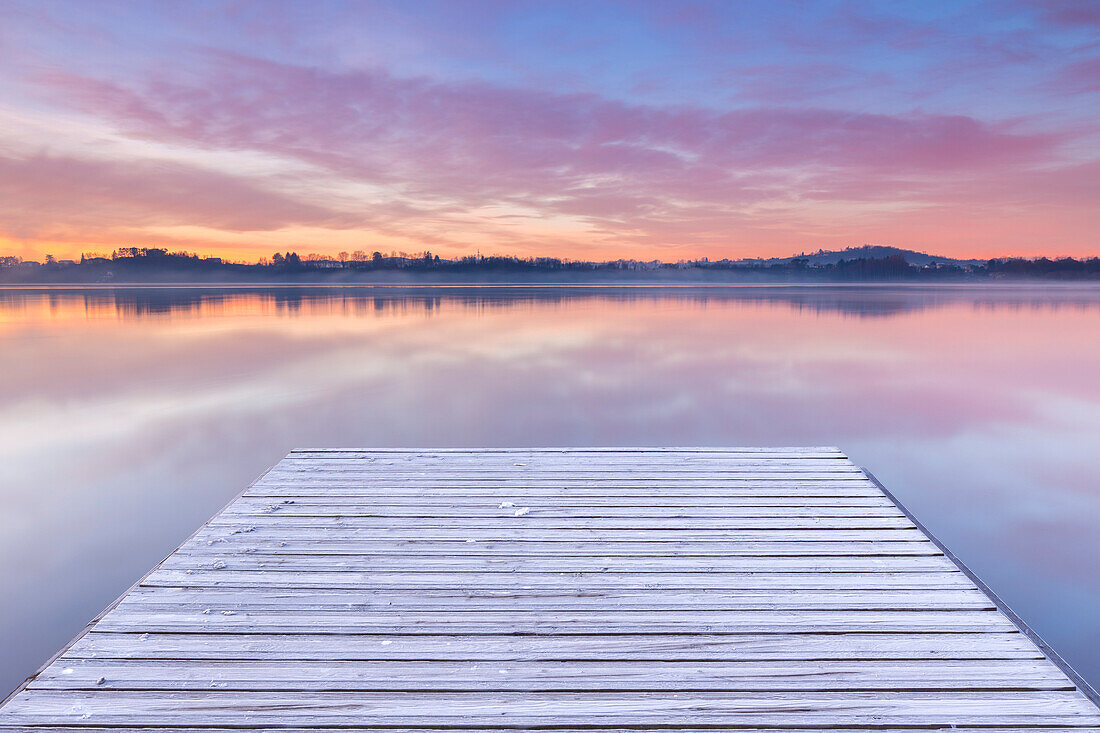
[1,284,1099,695]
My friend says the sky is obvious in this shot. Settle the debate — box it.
[0,0,1097,262]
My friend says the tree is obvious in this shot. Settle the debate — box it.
[338,251,349,264]
[372,251,383,264]
[272,252,285,265]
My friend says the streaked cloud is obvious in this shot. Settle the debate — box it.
[0,151,361,242]
[0,0,1096,259]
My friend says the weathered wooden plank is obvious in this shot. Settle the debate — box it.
[189,526,933,542]
[63,631,1046,662]
[276,459,860,469]
[3,729,1092,733]
[5,690,1099,726]
[252,481,883,492]
[292,446,846,452]
[170,554,954,571]
[286,444,840,451]
[297,450,850,454]
[223,501,905,518]
[270,452,855,461]
[117,587,995,611]
[5,729,1094,733]
[266,467,865,473]
[178,539,945,556]
[261,472,868,479]
[267,453,856,463]
[243,491,892,503]
[140,569,972,590]
[281,453,850,462]
[268,464,863,473]
[245,488,888,499]
[205,516,918,529]
[93,608,1016,634]
[265,458,862,468]
[31,658,1071,692]
[158,554,957,573]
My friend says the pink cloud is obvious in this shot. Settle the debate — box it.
[39,54,1062,215]
[1055,57,1100,93]
[1025,0,1100,27]
[724,63,894,104]
[0,152,359,240]
[10,49,1092,258]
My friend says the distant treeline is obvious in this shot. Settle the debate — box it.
[2,248,1100,283]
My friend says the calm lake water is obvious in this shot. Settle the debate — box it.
[2,284,1099,696]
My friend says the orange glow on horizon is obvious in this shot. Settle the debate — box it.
[3,234,1098,265]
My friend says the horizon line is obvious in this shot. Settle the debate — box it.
[6,245,1100,268]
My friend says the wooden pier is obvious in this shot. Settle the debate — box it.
[2,447,1098,728]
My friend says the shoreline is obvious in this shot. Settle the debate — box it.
[5,280,1100,290]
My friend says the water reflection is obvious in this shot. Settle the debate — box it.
[1,285,1099,696]
[5,284,1100,321]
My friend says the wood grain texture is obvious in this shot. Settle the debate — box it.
[30,658,1072,692]
[63,631,1047,661]
[4,690,1100,726]
[2,447,1097,729]
[177,538,947,555]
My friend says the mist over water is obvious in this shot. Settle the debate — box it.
[2,284,1099,696]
